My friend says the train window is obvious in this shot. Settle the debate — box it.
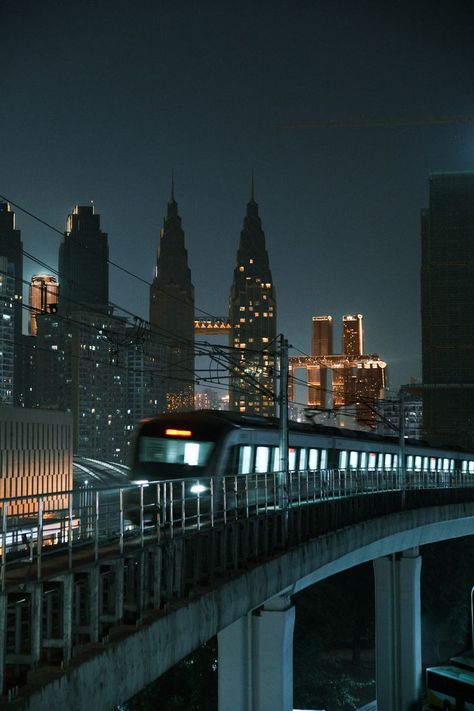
[368,453,377,471]
[289,448,296,471]
[443,458,449,471]
[308,448,318,470]
[450,459,455,472]
[238,446,253,475]
[462,461,468,473]
[423,456,429,472]
[406,455,413,471]
[377,453,384,470]
[360,452,367,469]
[349,451,358,469]
[469,462,474,474]
[299,449,307,471]
[437,459,443,471]
[255,447,270,473]
[138,437,214,467]
[393,454,398,469]
[414,456,422,471]
[320,449,328,469]
[272,447,280,472]
[339,451,348,469]
[430,457,436,472]
[384,453,392,470]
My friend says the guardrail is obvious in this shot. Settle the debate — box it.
[0,467,471,590]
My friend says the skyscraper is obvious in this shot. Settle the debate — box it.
[421,171,474,447]
[149,182,194,412]
[309,316,333,407]
[0,203,23,405]
[29,274,59,336]
[342,314,363,356]
[229,182,276,416]
[58,205,109,312]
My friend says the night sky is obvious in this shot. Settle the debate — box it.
[2,0,474,391]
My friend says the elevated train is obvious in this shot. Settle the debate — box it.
[130,410,474,497]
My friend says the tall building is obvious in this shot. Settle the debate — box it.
[421,171,474,448]
[0,202,23,405]
[29,274,59,336]
[149,182,194,412]
[290,314,386,428]
[229,183,276,416]
[58,205,109,312]
[342,314,363,356]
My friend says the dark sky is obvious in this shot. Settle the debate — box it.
[2,0,474,390]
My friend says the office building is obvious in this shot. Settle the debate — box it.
[150,182,194,412]
[0,203,23,405]
[342,314,363,356]
[229,183,276,416]
[421,171,474,448]
[58,205,109,312]
[29,274,59,336]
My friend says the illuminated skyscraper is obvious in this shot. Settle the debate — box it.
[0,202,23,405]
[229,183,276,416]
[29,274,59,336]
[421,171,474,447]
[342,314,363,356]
[150,182,194,412]
[309,316,333,407]
[58,205,108,312]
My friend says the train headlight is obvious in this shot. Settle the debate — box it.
[190,483,207,495]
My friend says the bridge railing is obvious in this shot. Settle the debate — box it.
[0,467,471,589]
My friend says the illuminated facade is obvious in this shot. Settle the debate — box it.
[0,203,23,405]
[58,205,108,312]
[0,407,72,515]
[150,182,194,412]
[29,274,59,336]
[422,172,474,447]
[342,314,363,356]
[290,314,386,428]
[229,184,276,416]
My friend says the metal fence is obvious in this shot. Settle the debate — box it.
[0,467,472,590]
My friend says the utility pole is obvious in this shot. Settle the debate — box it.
[278,335,289,534]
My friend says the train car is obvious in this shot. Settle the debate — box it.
[125,410,474,524]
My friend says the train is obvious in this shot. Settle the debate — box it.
[128,409,474,499]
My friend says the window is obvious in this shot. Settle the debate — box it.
[299,449,307,471]
[289,448,296,471]
[320,450,328,469]
[368,452,377,471]
[360,452,367,469]
[384,453,392,470]
[239,446,253,474]
[255,446,270,473]
[308,448,318,470]
[349,451,358,469]
[339,451,348,469]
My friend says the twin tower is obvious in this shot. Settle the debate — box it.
[150,180,277,416]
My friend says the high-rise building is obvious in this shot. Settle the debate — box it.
[229,183,277,416]
[342,314,363,356]
[0,203,23,405]
[421,171,474,448]
[58,205,109,312]
[29,274,59,336]
[150,182,194,412]
[309,316,333,407]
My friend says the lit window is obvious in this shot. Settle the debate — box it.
[239,266,244,272]
[255,446,269,473]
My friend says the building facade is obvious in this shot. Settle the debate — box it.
[29,274,59,336]
[58,205,109,313]
[229,186,276,416]
[0,203,23,406]
[421,172,474,448]
[149,184,194,412]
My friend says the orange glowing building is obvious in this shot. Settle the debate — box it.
[290,314,387,429]
[29,274,59,336]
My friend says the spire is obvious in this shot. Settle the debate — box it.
[170,171,175,203]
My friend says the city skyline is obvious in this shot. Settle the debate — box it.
[2,1,474,391]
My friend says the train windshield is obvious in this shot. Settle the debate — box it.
[138,436,214,468]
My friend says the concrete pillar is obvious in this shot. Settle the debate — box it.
[218,596,295,711]
[373,547,422,711]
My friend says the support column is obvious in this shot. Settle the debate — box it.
[217,596,295,711]
[374,547,422,711]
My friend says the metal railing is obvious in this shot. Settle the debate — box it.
[0,467,471,590]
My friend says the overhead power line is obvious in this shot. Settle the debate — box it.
[274,114,474,130]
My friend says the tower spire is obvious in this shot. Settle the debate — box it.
[170,171,175,202]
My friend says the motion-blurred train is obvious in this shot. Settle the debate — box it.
[129,410,474,488]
